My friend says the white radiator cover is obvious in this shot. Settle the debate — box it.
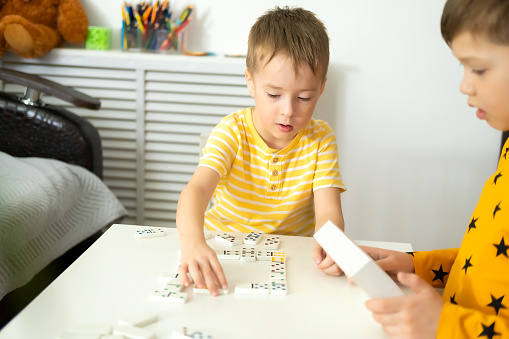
[0,49,254,227]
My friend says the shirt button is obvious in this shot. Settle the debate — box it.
[270,184,277,191]
[272,157,279,163]
[272,170,278,176]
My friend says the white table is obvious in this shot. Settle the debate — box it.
[0,224,413,339]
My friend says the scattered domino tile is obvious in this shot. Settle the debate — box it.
[270,281,288,295]
[256,250,286,261]
[243,232,263,245]
[159,272,193,285]
[240,247,256,262]
[270,262,286,273]
[102,336,124,339]
[119,311,158,327]
[164,282,184,292]
[57,332,102,339]
[215,249,240,260]
[68,323,111,335]
[173,327,214,339]
[135,228,166,239]
[193,286,229,295]
[215,233,242,246]
[269,271,286,282]
[152,290,188,303]
[235,283,270,295]
[270,256,286,263]
[269,262,286,281]
[263,236,280,249]
[113,325,156,339]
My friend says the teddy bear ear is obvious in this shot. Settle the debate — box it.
[57,0,90,44]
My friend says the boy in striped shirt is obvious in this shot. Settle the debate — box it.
[176,6,346,295]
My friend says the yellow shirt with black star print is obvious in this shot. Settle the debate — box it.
[412,140,509,338]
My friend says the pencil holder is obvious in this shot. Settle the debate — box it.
[141,28,186,53]
[124,26,142,50]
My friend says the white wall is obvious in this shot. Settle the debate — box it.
[81,0,501,251]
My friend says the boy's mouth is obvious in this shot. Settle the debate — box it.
[476,108,487,120]
[277,123,294,132]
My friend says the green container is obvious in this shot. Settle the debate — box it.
[86,26,112,50]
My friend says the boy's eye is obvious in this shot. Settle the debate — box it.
[472,69,486,75]
[299,97,311,102]
[267,93,280,99]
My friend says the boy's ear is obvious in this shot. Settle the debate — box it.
[245,69,255,98]
[319,77,327,97]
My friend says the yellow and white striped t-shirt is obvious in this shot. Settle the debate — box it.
[199,107,345,236]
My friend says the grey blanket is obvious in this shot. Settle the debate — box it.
[0,152,127,300]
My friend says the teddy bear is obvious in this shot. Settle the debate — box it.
[0,0,89,59]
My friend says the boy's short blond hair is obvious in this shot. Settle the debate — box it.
[441,0,509,45]
[246,6,329,81]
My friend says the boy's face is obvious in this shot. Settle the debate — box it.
[245,54,326,150]
[451,31,509,131]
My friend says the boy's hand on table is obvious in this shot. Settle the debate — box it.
[178,240,228,296]
[366,272,443,339]
[312,241,344,276]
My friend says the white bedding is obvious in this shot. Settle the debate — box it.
[0,152,127,300]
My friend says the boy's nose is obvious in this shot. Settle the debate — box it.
[282,101,294,117]
[459,73,475,96]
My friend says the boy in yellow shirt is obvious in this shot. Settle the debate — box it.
[176,7,346,295]
[358,0,509,337]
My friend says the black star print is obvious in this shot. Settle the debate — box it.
[478,321,500,339]
[487,295,507,315]
[450,293,458,305]
[462,256,473,275]
[406,252,415,257]
[504,147,509,160]
[432,265,449,283]
[494,237,509,258]
[468,217,478,233]
[493,172,503,185]
[493,202,502,219]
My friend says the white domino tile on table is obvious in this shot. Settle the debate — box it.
[270,262,286,273]
[163,282,185,292]
[240,247,256,262]
[215,249,240,260]
[172,327,214,339]
[152,290,188,303]
[57,332,101,339]
[102,336,124,339]
[243,232,263,245]
[270,281,288,295]
[235,283,270,295]
[269,262,286,281]
[256,250,286,261]
[314,220,405,299]
[135,228,166,239]
[113,325,156,339]
[263,237,280,249]
[160,272,194,285]
[119,311,158,327]
[270,256,286,263]
[68,323,111,336]
[215,233,242,246]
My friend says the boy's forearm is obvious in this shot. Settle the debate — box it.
[315,213,344,232]
[313,187,345,232]
[176,185,211,242]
